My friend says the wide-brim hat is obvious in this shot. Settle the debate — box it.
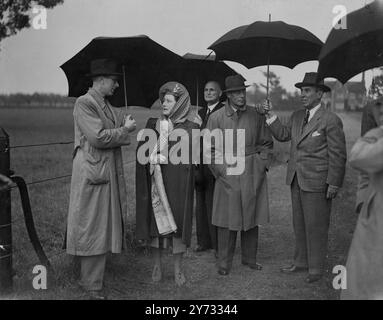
[295,72,331,92]
[86,58,123,77]
[223,74,249,93]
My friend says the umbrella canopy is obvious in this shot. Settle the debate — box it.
[208,20,323,69]
[179,53,239,106]
[317,0,383,84]
[60,35,184,107]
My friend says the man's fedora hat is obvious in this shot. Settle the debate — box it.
[295,72,331,92]
[223,74,249,93]
[86,58,122,78]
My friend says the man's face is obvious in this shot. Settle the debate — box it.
[300,86,322,109]
[227,89,246,109]
[204,82,222,105]
[102,76,119,96]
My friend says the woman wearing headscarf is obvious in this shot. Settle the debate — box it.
[341,123,383,299]
[135,82,200,286]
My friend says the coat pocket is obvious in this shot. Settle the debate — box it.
[83,151,110,185]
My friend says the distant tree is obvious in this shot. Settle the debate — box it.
[368,67,383,100]
[0,0,64,42]
[260,71,288,107]
[246,82,266,106]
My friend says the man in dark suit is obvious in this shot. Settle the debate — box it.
[194,81,224,253]
[257,72,347,283]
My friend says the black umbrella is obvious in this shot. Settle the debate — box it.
[179,53,238,106]
[60,35,184,108]
[317,0,383,84]
[208,16,323,98]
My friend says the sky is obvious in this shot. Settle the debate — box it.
[0,0,379,95]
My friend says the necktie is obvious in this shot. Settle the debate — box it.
[302,109,310,133]
[204,108,211,124]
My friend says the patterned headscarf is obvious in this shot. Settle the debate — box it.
[159,82,201,125]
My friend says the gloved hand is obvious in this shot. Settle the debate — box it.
[326,184,339,199]
[124,114,137,132]
[149,153,167,165]
[0,174,12,192]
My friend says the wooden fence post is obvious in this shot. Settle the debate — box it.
[0,128,12,293]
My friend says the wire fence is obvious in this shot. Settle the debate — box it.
[8,139,136,188]
[10,141,74,149]
[4,138,137,276]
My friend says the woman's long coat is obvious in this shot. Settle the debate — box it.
[205,102,273,231]
[66,88,130,256]
[135,118,198,246]
[341,127,383,300]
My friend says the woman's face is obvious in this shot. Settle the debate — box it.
[162,94,176,116]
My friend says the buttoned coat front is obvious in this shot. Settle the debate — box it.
[206,102,273,231]
[66,88,130,256]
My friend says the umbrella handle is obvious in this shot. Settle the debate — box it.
[266,62,270,100]
[122,65,128,112]
[266,13,271,101]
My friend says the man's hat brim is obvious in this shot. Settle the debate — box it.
[223,85,249,93]
[295,82,331,92]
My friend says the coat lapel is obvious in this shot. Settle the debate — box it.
[87,89,116,128]
[297,104,325,145]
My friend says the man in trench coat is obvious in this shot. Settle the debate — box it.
[257,72,347,283]
[66,59,136,299]
[205,75,273,275]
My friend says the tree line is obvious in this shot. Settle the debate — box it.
[0,93,75,108]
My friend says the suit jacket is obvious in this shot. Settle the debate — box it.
[195,101,224,190]
[269,104,347,192]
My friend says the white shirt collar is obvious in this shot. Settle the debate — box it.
[308,103,322,121]
[207,101,219,112]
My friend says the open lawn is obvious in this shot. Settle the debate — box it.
[0,106,360,299]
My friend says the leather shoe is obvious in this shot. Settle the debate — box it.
[305,274,322,283]
[218,268,229,276]
[242,262,263,270]
[194,245,210,252]
[280,265,308,274]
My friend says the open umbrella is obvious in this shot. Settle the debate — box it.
[208,16,323,99]
[60,35,184,108]
[317,0,383,84]
[179,53,238,106]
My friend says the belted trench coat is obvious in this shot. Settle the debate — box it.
[66,88,130,256]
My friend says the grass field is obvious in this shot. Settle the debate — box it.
[0,106,360,300]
